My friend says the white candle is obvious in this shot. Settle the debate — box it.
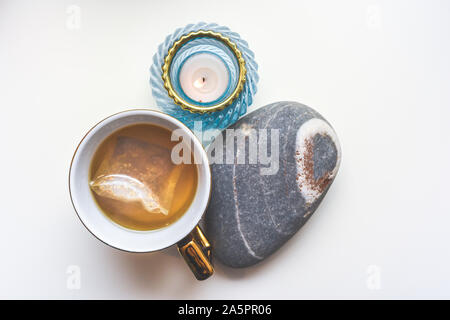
[179,53,229,104]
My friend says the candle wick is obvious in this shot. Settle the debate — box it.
[202,77,206,83]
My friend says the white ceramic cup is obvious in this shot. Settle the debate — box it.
[69,109,213,280]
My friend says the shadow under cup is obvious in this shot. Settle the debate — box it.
[69,110,213,279]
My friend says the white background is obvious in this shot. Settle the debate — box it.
[1,0,449,299]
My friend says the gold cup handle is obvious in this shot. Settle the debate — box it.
[177,226,214,280]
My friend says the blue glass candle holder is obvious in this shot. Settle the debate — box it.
[150,22,258,130]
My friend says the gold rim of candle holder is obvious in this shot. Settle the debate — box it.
[162,30,247,114]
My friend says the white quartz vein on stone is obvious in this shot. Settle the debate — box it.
[256,172,288,235]
[264,102,285,128]
[259,102,294,236]
[232,158,263,260]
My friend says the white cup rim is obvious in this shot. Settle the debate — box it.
[69,109,211,253]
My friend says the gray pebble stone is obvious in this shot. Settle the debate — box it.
[204,101,341,268]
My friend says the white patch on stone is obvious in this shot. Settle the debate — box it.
[239,122,254,136]
[295,118,341,205]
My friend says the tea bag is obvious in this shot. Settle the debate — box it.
[90,136,183,215]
